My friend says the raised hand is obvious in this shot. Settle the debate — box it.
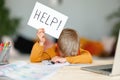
[37,28,46,46]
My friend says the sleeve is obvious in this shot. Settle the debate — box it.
[66,48,93,64]
[30,42,51,63]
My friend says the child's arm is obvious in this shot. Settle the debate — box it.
[30,28,51,62]
[66,48,93,64]
[30,42,51,62]
[51,49,92,64]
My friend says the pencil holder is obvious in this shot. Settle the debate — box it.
[0,46,11,65]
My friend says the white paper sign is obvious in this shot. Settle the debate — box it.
[28,2,68,39]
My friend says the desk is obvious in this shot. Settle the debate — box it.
[9,53,30,62]
[49,57,120,80]
[2,55,120,80]
[0,54,30,80]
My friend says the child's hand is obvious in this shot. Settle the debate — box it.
[37,28,46,46]
[51,56,66,63]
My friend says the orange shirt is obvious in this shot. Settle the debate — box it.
[30,42,93,64]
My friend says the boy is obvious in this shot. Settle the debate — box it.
[30,28,92,64]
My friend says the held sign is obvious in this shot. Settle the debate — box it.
[27,2,68,39]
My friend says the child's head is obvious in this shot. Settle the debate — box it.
[58,28,80,57]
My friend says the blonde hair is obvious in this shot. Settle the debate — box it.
[58,28,80,57]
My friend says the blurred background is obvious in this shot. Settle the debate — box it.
[0,0,120,58]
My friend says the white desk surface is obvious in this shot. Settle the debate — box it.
[7,54,120,80]
[49,57,120,80]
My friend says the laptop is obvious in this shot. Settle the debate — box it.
[81,30,120,76]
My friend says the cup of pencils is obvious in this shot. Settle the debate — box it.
[0,42,11,65]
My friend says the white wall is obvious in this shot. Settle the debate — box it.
[6,0,120,40]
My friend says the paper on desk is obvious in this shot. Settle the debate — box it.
[0,61,69,80]
[41,60,70,66]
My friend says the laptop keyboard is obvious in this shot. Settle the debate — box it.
[101,68,112,72]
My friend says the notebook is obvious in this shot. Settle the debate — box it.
[81,30,120,76]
